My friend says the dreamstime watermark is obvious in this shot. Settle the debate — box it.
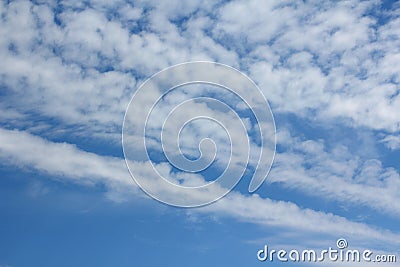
[257,238,397,263]
[122,62,276,207]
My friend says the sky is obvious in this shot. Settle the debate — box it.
[0,0,399,266]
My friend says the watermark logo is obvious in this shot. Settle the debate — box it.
[122,62,276,207]
[257,238,397,263]
[336,238,348,249]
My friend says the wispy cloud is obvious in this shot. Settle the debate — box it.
[380,134,400,150]
[0,127,399,251]
[270,129,400,216]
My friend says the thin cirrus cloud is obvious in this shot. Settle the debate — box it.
[0,127,399,249]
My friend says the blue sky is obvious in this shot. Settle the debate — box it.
[0,0,400,266]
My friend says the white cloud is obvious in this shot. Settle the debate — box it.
[0,0,240,142]
[215,192,394,238]
[380,134,400,150]
[1,0,399,136]
[0,127,135,202]
[1,0,400,258]
[1,127,399,247]
[216,0,400,132]
[271,129,400,216]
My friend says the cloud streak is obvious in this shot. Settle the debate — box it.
[0,127,399,250]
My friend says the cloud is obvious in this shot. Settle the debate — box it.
[0,0,239,142]
[380,134,400,150]
[0,127,135,202]
[1,0,399,136]
[1,0,400,260]
[1,127,399,249]
[202,191,400,244]
[220,0,400,132]
[270,129,400,216]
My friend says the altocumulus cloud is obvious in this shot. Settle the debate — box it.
[0,0,399,261]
